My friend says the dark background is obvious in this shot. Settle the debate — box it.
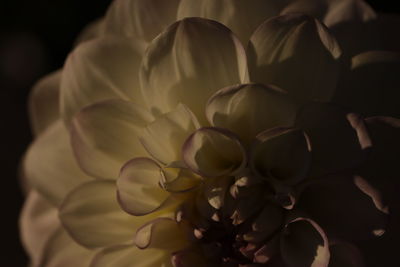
[0,1,398,266]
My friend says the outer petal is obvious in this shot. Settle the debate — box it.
[102,0,180,53]
[71,99,153,179]
[248,14,341,105]
[280,218,330,267]
[183,127,246,177]
[28,70,61,136]
[140,17,248,124]
[297,175,389,241]
[39,228,95,267]
[20,190,59,267]
[90,244,171,267]
[74,19,104,46]
[140,104,200,166]
[60,36,143,126]
[177,0,290,45]
[334,51,400,118]
[295,102,371,177]
[59,180,144,249]
[206,83,296,144]
[23,120,92,205]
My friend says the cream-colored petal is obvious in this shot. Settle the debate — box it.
[60,36,143,126]
[183,127,246,178]
[71,99,153,179]
[117,158,170,216]
[20,190,59,267]
[135,218,188,251]
[177,0,290,45]
[23,120,92,205]
[59,180,142,249]
[39,227,95,267]
[90,244,172,267]
[74,19,104,46]
[140,104,199,166]
[206,83,296,143]
[102,0,180,53]
[28,70,61,136]
[140,17,248,124]
[248,14,341,106]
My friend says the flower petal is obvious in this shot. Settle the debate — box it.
[295,102,371,177]
[328,242,365,267]
[140,17,248,124]
[74,19,104,46]
[39,228,95,267]
[206,83,297,144]
[60,36,143,126]
[102,0,180,53]
[183,127,246,177]
[71,99,152,179]
[248,14,341,105]
[19,190,59,267]
[59,180,142,249]
[251,128,311,186]
[334,51,400,118]
[23,120,92,205]
[135,218,188,251]
[297,175,389,241]
[140,104,199,166]
[29,70,61,136]
[117,158,171,216]
[280,218,330,267]
[90,244,171,267]
[177,0,289,45]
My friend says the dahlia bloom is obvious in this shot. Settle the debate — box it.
[20,0,400,266]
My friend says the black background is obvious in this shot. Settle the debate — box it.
[0,1,398,266]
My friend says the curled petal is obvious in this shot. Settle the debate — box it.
[140,17,247,124]
[206,83,296,143]
[135,218,188,251]
[161,167,201,193]
[295,102,371,177]
[281,218,330,267]
[248,14,341,105]
[23,120,92,205]
[59,180,142,249]
[71,99,153,179]
[61,36,143,126]
[297,175,389,241]
[28,70,61,136]
[183,127,246,178]
[102,0,180,53]
[140,104,200,166]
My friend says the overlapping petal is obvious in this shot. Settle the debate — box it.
[23,120,92,205]
[71,99,152,179]
[140,17,248,123]
[61,36,143,126]
[248,14,341,105]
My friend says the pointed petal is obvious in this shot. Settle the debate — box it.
[71,99,153,179]
[140,104,199,165]
[19,190,59,267]
[117,158,171,216]
[177,0,289,45]
[140,17,248,124]
[295,102,371,177]
[298,175,389,241]
[281,218,330,267]
[206,83,296,143]
[102,0,180,53]
[60,36,143,126]
[90,244,171,267]
[29,70,61,136]
[59,180,142,249]
[39,228,95,267]
[183,127,246,177]
[248,14,341,105]
[23,120,92,205]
